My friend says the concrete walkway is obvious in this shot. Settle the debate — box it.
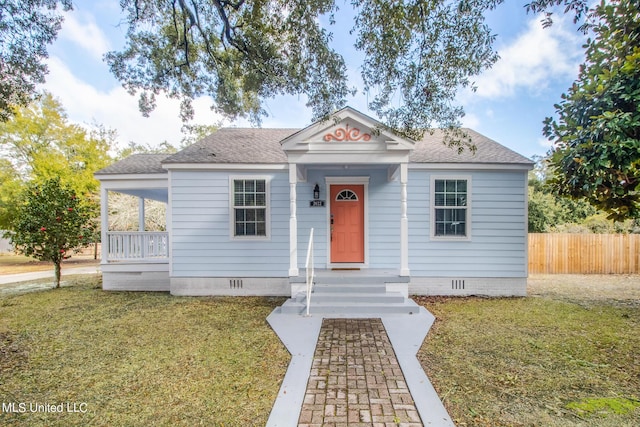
[266,308,455,427]
[0,265,101,289]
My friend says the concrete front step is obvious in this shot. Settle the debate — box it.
[294,292,405,304]
[312,284,387,294]
[283,278,417,315]
[290,272,410,286]
[279,298,421,315]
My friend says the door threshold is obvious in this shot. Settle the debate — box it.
[331,268,361,271]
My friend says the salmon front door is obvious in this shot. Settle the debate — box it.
[330,185,365,263]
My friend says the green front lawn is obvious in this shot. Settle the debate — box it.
[0,277,289,426]
[1,275,638,426]
[418,294,640,427]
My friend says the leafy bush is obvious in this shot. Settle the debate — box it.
[3,178,93,287]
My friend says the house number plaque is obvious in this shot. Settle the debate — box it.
[309,200,325,207]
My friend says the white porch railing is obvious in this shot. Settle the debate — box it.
[305,228,315,316]
[107,231,168,261]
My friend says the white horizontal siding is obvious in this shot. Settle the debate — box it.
[170,170,289,277]
[408,170,527,277]
[296,169,400,269]
[168,167,527,278]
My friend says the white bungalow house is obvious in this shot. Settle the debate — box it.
[95,107,533,300]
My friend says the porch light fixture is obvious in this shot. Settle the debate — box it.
[313,184,320,200]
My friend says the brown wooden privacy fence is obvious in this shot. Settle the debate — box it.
[528,233,640,274]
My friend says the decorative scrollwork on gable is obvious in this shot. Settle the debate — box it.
[323,124,371,142]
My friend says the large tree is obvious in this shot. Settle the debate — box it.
[0,158,22,229]
[0,93,112,193]
[0,92,112,229]
[544,0,640,221]
[0,0,72,121]
[106,0,498,142]
[0,0,594,144]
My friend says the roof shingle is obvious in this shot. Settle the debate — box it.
[161,128,296,164]
[96,127,532,175]
[95,154,169,175]
[409,128,533,164]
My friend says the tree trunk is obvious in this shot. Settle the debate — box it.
[54,261,61,288]
[94,241,98,260]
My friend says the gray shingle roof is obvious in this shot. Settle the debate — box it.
[409,128,533,164]
[95,154,169,175]
[96,127,532,176]
[161,127,531,165]
[161,128,297,164]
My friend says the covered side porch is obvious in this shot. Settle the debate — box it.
[95,154,170,291]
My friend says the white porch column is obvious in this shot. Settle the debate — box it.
[400,163,410,276]
[100,185,108,264]
[138,197,146,259]
[138,197,145,231]
[289,165,299,276]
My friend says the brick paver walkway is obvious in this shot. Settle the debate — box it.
[298,318,423,427]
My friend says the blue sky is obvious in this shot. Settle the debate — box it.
[41,0,588,159]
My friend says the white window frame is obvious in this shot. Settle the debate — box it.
[430,175,472,241]
[229,175,271,240]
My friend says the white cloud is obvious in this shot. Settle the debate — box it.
[538,136,554,149]
[471,16,584,99]
[43,57,222,148]
[461,111,481,129]
[58,12,112,61]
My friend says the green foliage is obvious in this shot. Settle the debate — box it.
[104,0,505,147]
[116,141,178,160]
[180,123,219,147]
[529,186,561,232]
[0,93,112,228]
[0,159,23,229]
[0,0,72,122]
[525,0,591,31]
[529,180,639,233]
[0,0,600,149]
[351,0,500,142]
[528,161,598,232]
[0,93,112,192]
[528,186,596,232]
[4,178,93,287]
[107,0,351,125]
[115,123,218,159]
[544,0,640,221]
[566,397,640,418]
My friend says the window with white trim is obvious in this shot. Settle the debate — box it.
[231,178,268,238]
[432,178,469,238]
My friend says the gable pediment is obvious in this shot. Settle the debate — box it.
[281,107,414,160]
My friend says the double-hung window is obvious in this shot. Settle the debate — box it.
[432,177,471,239]
[231,177,269,239]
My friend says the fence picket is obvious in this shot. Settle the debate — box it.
[528,233,640,274]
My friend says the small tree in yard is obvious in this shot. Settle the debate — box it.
[3,178,93,288]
